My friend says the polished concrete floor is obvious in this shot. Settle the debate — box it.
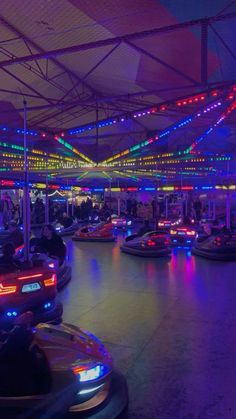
[60,231,236,418]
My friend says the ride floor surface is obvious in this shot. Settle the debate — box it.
[60,230,236,419]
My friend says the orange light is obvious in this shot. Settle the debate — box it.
[0,283,17,296]
[72,365,88,375]
[187,230,195,236]
[17,273,43,280]
[44,274,57,287]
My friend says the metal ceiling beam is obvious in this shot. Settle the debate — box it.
[0,87,61,101]
[0,15,99,96]
[34,43,121,126]
[126,40,199,85]
[1,67,54,105]
[0,13,235,66]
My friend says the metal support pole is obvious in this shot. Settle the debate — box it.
[184,193,188,216]
[96,105,99,165]
[117,197,121,216]
[208,200,211,218]
[71,189,74,217]
[66,195,69,216]
[109,181,111,210]
[226,192,231,229]
[165,195,168,218]
[213,199,216,220]
[45,154,49,224]
[23,100,30,261]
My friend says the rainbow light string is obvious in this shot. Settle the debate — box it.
[187,100,236,152]
[1,179,236,192]
[54,136,94,165]
[67,85,234,136]
[101,99,223,164]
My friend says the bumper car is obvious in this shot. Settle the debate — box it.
[121,231,171,257]
[111,216,132,230]
[0,262,62,329]
[55,222,80,237]
[72,223,115,242]
[158,218,181,230]
[170,227,197,246]
[14,240,72,291]
[0,320,128,418]
[192,232,236,260]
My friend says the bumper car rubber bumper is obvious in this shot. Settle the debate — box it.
[68,370,128,418]
[57,263,72,290]
[120,245,171,257]
[0,300,63,329]
[192,246,236,261]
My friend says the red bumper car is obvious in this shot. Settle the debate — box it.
[72,223,115,242]
[0,263,62,329]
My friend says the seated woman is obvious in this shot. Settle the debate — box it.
[38,224,66,265]
[0,242,21,272]
[137,219,152,236]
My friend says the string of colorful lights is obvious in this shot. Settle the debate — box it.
[67,84,235,136]
[101,97,224,165]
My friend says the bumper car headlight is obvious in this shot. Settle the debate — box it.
[73,363,110,383]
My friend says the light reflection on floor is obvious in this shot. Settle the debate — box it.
[60,230,236,418]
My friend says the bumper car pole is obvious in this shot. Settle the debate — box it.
[45,159,49,224]
[23,99,30,262]
[213,198,216,220]
[118,196,121,216]
[165,194,168,218]
[66,189,69,216]
[226,191,231,229]
[71,188,74,217]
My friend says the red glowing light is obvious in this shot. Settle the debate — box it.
[1,180,14,186]
[160,105,167,111]
[212,91,218,97]
[177,102,182,106]
[151,107,157,113]
[147,239,156,247]
[17,273,43,280]
[60,132,65,137]
[200,96,205,100]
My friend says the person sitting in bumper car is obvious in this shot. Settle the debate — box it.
[1,221,23,249]
[137,219,152,237]
[0,242,21,272]
[59,212,74,228]
[38,224,66,265]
